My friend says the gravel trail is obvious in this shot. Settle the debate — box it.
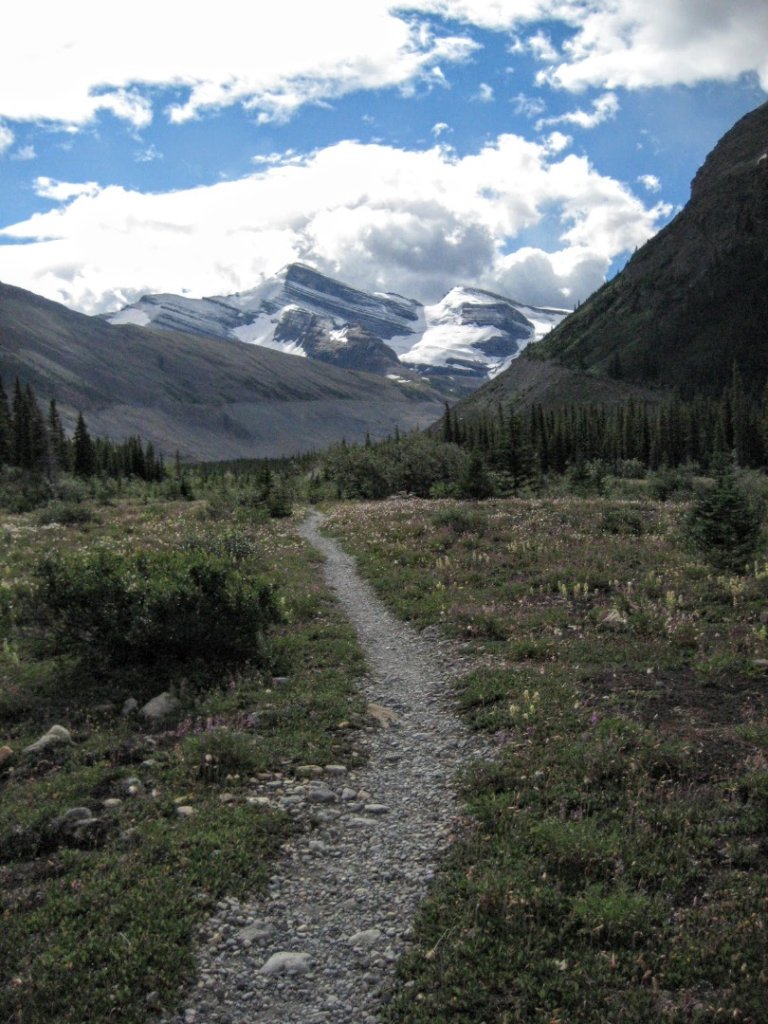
[164,510,482,1024]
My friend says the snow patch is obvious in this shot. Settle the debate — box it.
[108,308,152,327]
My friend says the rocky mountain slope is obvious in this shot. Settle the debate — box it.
[525,99,768,396]
[0,281,444,460]
[107,263,569,394]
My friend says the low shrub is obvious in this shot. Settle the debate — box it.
[35,501,98,526]
[25,548,282,687]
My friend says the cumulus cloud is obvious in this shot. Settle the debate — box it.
[474,82,495,102]
[1,2,764,139]
[0,2,477,128]
[34,177,101,201]
[638,173,661,193]
[0,124,14,154]
[0,134,669,313]
[408,0,768,93]
[537,0,768,92]
[537,91,619,130]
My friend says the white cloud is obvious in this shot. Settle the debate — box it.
[1,1,764,141]
[432,122,451,137]
[474,82,495,102]
[537,91,619,130]
[512,92,546,119]
[0,124,14,154]
[537,0,768,92]
[0,134,669,313]
[528,31,559,62]
[638,173,661,193]
[34,177,101,201]
[0,3,478,129]
[135,145,163,164]
[11,144,36,161]
[408,0,768,93]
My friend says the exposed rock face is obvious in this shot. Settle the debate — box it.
[530,100,768,395]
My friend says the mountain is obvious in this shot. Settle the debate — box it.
[0,281,444,460]
[525,100,768,396]
[107,263,569,395]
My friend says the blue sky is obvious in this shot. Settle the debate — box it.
[0,1,766,314]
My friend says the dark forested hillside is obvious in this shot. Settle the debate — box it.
[526,100,768,395]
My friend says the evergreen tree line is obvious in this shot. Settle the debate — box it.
[0,376,164,481]
[443,371,768,482]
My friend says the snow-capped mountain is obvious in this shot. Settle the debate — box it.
[107,263,570,394]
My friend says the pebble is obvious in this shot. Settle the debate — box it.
[161,512,488,1024]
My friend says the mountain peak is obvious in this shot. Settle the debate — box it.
[107,266,570,397]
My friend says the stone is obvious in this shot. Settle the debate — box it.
[295,765,324,778]
[47,806,107,847]
[236,921,274,944]
[140,692,181,724]
[176,805,195,817]
[348,928,383,948]
[23,725,73,755]
[0,745,13,767]
[364,804,390,815]
[122,697,139,716]
[324,764,348,776]
[341,787,358,801]
[307,784,336,803]
[260,951,311,976]
[366,703,399,729]
[102,798,123,809]
[116,776,144,798]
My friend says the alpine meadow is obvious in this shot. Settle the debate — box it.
[2,5,768,1024]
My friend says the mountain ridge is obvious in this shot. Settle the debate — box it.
[0,280,444,460]
[107,263,569,394]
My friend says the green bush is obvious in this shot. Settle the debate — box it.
[685,465,763,573]
[26,548,282,687]
[35,501,98,526]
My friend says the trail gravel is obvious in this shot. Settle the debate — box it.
[162,510,484,1024]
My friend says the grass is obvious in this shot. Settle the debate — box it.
[0,495,367,1024]
[325,495,768,1024]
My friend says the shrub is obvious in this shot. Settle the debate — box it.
[601,507,644,536]
[685,465,763,573]
[433,507,487,536]
[35,501,98,526]
[26,548,282,687]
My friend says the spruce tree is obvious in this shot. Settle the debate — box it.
[72,412,96,477]
[0,377,10,464]
[685,459,762,573]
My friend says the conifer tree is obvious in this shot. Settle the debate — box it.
[0,377,11,464]
[72,412,96,477]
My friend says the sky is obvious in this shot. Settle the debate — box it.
[0,1,766,315]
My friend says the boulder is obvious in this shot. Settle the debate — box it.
[23,725,73,755]
[139,692,180,724]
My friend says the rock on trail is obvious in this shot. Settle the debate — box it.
[162,510,483,1024]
